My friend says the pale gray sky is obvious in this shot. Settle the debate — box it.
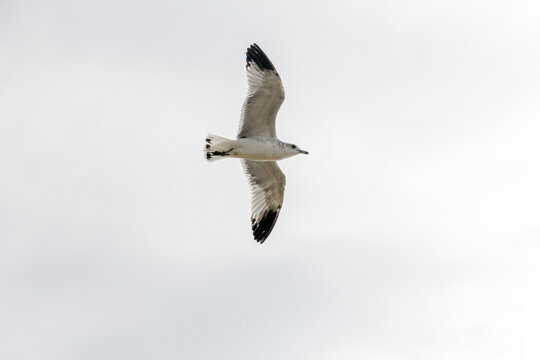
[1,0,539,359]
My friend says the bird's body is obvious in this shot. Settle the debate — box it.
[206,136,301,162]
[205,44,308,243]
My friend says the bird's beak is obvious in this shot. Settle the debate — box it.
[300,150,309,155]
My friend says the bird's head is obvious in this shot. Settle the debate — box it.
[287,143,309,156]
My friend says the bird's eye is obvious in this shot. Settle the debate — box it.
[292,145,297,149]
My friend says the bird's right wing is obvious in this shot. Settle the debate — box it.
[237,44,285,140]
[242,160,286,243]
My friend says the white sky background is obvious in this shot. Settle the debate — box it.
[1,0,540,358]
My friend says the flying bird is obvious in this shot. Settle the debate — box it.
[205,44,308,244]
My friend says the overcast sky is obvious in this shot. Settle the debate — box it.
[1,0,540,359]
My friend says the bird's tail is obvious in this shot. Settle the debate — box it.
[205,134,236,162]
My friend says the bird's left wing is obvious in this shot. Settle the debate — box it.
[242,160,286,243]
[237,44,285,140]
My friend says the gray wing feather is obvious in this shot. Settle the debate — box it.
[242,160,286,243]
[237,44,285,140]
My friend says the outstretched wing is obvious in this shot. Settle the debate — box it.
[242,160,286,243]
[237,44,285,140]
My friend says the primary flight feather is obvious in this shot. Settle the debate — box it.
[205,44,308,244]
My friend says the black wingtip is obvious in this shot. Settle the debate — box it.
[251,209,280,244]
[246,43,276,72]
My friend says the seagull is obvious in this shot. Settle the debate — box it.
[205,44,308,244]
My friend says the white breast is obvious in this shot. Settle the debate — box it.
[234,138,289,161]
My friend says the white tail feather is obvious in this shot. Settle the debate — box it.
[205,134,235,162]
